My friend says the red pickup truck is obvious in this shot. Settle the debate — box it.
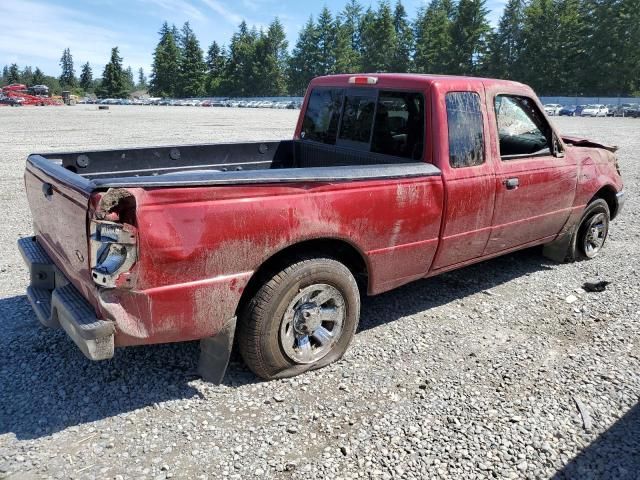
[19,74,624,382]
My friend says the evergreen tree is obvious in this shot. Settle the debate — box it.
[334,19,361,73]
[205,41,226,94]
[32,67,45,85]
[8,63,20,84]
[553,0,585,94]
[253,18,288,95]
[485,0,524,79]
[288,17,321,94]
[335,0,363,72]
[316,7,337,75]
[124,66,135,91]
[79,62,93,91]
[178,22,206,97]
[221,21,259,96]
[414,0,455,74]
[624,0,640,95]
[391,0,413,72]
[149,22,181,97]
[360,2,397,72]
[21,66,34,85]
[582,0,640,95]
[59,48,76,87]
[137,68,147,89]
[97,47,129,98]
[518,0,559,93]
[450,0,491,75]
[1,65,8,84]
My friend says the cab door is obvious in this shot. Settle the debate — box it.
[430,88,497,270]
[483,90,577,255]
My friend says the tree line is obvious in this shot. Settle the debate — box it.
[154,0,640,97]
[2,0,639,98]
[1,47,147,97]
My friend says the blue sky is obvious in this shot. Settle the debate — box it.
[0,0,507,78]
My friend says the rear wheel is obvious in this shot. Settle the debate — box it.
[567,199,610,261]
[237,257,360,380]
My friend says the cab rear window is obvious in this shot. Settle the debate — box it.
[301,88,425,160]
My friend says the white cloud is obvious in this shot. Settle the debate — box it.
[199,0,244,26]
[0,1,152,74]
[141,0,206,22]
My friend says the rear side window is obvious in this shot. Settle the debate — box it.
[446,92,484,168]
[301,89,343,144]
[372,92,424,159]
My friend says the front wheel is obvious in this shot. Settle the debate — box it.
[567,199,610,261]
[237,257,360,380]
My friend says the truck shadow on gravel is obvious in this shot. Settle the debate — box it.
[357,247,554,332]
[1,248,553,440]
[552,402,640,480]
[0,293,215,440]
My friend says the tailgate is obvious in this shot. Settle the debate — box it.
[25,159,95,299]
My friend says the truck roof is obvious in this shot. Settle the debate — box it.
[310,73,530,92]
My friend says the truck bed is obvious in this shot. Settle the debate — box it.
[27,140,440,191]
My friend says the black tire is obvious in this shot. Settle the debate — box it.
[237,257,360,380]
[566,199,610,262]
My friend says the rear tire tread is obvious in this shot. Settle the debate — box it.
[237,257,359,380]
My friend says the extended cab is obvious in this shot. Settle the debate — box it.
[19,74,624,381]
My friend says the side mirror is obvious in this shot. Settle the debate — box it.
[553,135,565,158]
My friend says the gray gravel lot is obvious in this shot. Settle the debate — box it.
[0,106,638,479]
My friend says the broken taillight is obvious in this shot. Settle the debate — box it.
[90,220,137,288]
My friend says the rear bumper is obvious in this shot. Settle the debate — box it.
[18,236,115,360]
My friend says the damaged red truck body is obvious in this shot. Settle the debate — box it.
[19,74,625,381]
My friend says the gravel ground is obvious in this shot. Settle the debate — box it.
[0,106,638,480]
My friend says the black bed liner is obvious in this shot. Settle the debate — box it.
[27,139,441,192]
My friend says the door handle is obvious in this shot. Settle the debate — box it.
[503,177,519,190]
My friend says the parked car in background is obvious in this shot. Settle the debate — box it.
[559,105,577,116]
[573,105,586,116]
[0,95,23,106]
[544,104,562,116]
[613,104,639,117]
[605,105,617,117]
[581,104,609,117]
[625,105,640,118]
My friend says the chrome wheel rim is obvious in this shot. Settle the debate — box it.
[280,284,345,364]
[583,213,608,258]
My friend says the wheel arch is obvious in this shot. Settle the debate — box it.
[235,237,370,318]
[589,184,618,219]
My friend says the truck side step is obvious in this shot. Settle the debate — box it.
[18,236,56,290]
[52,285,115,360]
[26,286,57,328]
